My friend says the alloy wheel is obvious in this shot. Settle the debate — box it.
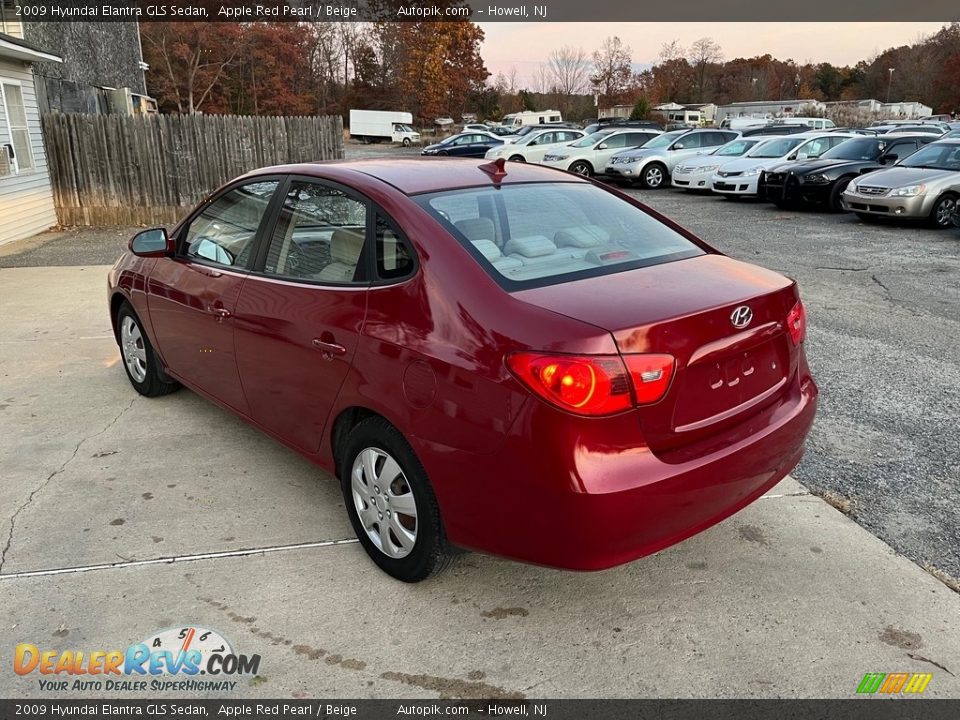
[935,197,957,227]
[645,166,664,188]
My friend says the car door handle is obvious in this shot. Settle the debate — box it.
[312,338,346,356]
[211,308,232,320]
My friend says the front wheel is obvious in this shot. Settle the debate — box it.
[929,193,958,229]
[568,160,592,177]
[116,301,180,397]
[402,138,411,147]
[340,418,456,582]
[508,154,526,163]
[640,163,667,189]
[828,177,854,212]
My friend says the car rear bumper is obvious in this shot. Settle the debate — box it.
[841,191,932,218]
[415,366,818,571]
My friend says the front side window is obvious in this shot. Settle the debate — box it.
[183,180,279,268]
[1,82,34,173]
[417,183,704,289]
[263,180,368,284]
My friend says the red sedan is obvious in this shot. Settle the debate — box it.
[108,158,817,582]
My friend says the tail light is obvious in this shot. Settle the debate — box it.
[786,300,806,345]
[506,352,675,417]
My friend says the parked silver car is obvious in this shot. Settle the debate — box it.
[841,139,960,228]
[604,129,740,188]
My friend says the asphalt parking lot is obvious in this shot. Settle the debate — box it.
[1,156,959,698]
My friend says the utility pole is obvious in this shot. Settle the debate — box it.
[886,68,895,104]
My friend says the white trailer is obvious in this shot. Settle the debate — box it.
[500,110,563,129]
[349,110,420,145]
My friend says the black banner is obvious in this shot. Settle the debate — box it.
[3,700,960,720]
[7,0,960,23]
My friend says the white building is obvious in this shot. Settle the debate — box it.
[715,100,826,124]
[0,32,61,245]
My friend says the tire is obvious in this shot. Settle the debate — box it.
[640,163,668,189]
[828,177,854,212]
[402,138,411,147]
[508,154,526,163]
[929,193,958,229]
[116,301,179,398]
[436,150,448,156]
[856,212,880,224]
[568,160,592,177]
[339,417,456,582]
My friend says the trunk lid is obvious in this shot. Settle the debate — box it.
[513,254,800,451]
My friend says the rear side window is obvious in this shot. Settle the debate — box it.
[416,183,704,290]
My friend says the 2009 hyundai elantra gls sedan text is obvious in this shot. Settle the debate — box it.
[108,158,817,582]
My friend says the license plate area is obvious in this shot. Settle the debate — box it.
[673,339,787,432]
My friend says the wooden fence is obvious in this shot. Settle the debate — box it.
[41,113,344,226]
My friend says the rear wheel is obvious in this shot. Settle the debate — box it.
[339,417,456,582]
[929,193,958,229]
[568,160,592,177]
[640,163,667,189]
[116,302,179,398]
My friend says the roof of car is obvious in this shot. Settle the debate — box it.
[243,158,585,195]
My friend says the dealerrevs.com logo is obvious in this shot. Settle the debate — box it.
[15,626,261,692]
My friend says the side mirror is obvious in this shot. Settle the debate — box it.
[598,142,609,150]
[129,228,173,257]
[880,153,898,164]
[672,142,685,150]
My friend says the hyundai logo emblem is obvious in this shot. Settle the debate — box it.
[730,305,753,329]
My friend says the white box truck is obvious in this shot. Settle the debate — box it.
[349,110,420,145]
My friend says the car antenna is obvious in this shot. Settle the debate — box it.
[478,157,507,182]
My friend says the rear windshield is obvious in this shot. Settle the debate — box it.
[415,183,705,289]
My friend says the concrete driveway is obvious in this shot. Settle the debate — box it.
[1,265,959,699]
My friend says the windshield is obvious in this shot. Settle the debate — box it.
[820,138,884,161]
[747,137,805,158]
[571,130,614,148]
[416,183,704,289]
[640,131,685,150]
[715,139,759,157]
[900,143,960,171]
[395,124,414,133]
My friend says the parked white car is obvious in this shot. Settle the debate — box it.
[540,129,661,177]
[484,127,586,164]
[602,128,740,188]
[711,132,856,198]
[671,138,767,191]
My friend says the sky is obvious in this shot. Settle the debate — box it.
[478,22,949,83]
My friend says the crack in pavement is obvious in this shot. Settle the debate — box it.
[0,396,137,574]
[871,273,922,317]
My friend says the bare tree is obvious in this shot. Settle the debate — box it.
[548,46,590,107]
[590,36,632,101]
[689,37,723,102]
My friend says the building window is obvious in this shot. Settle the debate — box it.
[0,0,22,37]
[1,81,35,173]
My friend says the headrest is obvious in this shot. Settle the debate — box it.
[502,235,556,258]
[554,225,610,248]
[455,217,496,243]
[471,239,502,261]
[330,229,364,265]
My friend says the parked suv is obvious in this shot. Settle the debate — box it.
[761,134,933,210]
[841,138,960,227]
[540,129,661,177]
[604,129,740,188]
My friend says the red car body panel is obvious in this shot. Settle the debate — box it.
[108,158,817,571]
